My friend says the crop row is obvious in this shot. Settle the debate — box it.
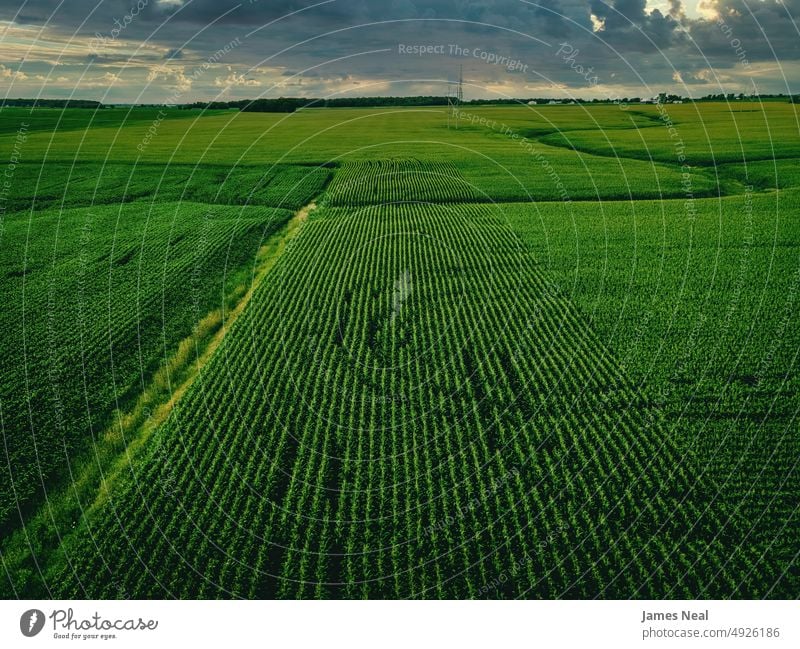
[326,159,482,206]
[4,162,330,212]
[41,201,766,599]
[503,189,800,599]
[0,201,294,533]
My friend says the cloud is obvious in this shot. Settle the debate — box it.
[0,0,797,100]
[163,47,183,60]
[587,0,686,50]
[590,13,606,31]
[147,63,193,91]
[0,63,27,80]
[80,71,121,88]
[213,65,262,88]
[688,0,800,61]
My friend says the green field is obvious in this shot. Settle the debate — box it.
[0,101,797,598]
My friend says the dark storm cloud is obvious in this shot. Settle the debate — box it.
[586,0,685,50]
[2,0,583,33]
[689,0,800,61]
[2,0,798,53]
[0,0,798,99]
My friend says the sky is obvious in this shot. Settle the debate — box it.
[0,0,798,103]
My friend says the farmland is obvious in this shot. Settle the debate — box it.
[0,201,296,528]
[0,100,798,598]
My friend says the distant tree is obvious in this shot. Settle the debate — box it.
[0,98,104,108]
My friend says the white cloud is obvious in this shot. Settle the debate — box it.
[0,64,27,80]
[147,64,192,92]
[213,66,262,88]
[695,0,719,20]
[693,68,715,82]
[80,71,121,88]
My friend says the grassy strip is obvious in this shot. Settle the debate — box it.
[0,202,316,598]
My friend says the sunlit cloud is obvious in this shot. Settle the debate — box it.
[590,14,605,32]
[147,63,193,92]
[213,66,262,88]
[0,63,26,79]
[695,0,720,20]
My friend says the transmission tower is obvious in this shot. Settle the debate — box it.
[446,65,463,129]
